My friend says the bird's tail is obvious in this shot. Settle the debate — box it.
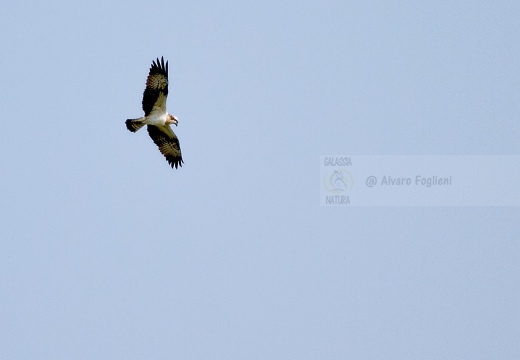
[125,117,146,132]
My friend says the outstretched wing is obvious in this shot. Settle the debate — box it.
[147,125,183,169]
[142,57,168,116]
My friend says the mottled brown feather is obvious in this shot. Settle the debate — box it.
[146,125,183,169]
[142,57,168,116]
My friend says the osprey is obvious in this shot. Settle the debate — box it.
[125,57,183,169]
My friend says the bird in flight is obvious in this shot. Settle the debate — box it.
[125,57,183,169]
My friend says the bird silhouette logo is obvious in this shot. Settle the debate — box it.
[323,170,353,194]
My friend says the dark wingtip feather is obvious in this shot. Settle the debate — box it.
[167,157,183,169]
[149,56,167,76]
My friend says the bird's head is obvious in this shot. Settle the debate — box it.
[167,114,179,126]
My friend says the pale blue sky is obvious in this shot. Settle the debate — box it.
[1,1,519,359]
